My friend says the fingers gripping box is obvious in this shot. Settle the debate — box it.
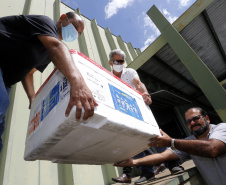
[24,49,160,164]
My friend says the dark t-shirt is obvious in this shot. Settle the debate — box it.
[0,15,58,87]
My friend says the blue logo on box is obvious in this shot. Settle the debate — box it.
[41,83,60,121]
[109,84,143,121]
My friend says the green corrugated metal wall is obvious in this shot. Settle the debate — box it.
[0,0,140,184]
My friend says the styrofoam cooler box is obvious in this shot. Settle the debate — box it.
[24,49,160,164]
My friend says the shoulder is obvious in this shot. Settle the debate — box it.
[126,68,137,73]
[209,123,226,143]
[23,15,54,25]
[124,68,138,77]
[211,123,226,132]
[185,135,196,140]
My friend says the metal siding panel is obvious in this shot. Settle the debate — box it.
[85,20,102,65]
[1,84,40,185]
[73,165,105,185]
[29,0,46,15]
[98,27,112,62]
[0,0,26,16]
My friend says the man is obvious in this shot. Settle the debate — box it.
[0,12,98,153]
[109,49,152,105]
[109,49,154,184]
[114,107,226,185]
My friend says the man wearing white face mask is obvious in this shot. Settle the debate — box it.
[0,12,98,154]
[109,49,153,184]
[109,49,152,105]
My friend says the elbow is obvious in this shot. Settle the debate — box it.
[209,147,221,158]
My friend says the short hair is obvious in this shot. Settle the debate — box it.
[109,49,126,61]
[185,107,207,117]
[66,12,83,23]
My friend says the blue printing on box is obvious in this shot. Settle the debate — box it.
[41,82,60,121]
[109,84,143,121]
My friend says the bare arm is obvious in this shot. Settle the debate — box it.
[149,130,226,158]
[114,149,179,167]
[37,35,98,120]
[21,68,37,109]
[133,77,152,105]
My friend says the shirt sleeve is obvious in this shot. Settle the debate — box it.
[128,68,139,80]
[36,64,49,73]
[23,15,58,39]
[167,135,195,163]
[209,123,226,144]
[168,148,191,163]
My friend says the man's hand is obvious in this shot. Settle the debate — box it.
[38,35,98,121]
[65,79,98,120]
[113,158,134,167]
[142,92,152,105]
[149,129,172,147]
[28,95,35,109]
[133,78,152,105]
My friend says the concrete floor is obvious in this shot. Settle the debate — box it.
[111,160,196,185]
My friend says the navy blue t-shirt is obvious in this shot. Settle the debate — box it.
[0,15,58,87]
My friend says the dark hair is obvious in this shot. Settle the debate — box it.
[185,107,207,117]
[66,12,76,19]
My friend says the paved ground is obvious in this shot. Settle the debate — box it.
[111,160,195,185]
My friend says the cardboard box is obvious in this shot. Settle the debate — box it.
[24,50,160,164]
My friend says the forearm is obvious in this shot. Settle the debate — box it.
[134,150,178,166]
[174,139,221,157]
[135,82,148,94]
[47,42,83,85]
[21,71,35,100]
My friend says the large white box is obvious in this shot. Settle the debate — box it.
[24,49,160,164]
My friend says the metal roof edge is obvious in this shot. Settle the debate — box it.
[127,0,215,70]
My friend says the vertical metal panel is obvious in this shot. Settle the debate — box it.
[74,9,89,57]
[91,19,111,71]
[1,84,40,185]
[105,28,117,50]
[29,0,47,15]
[73,165,105,185]
[98,26,112,65]
[0,85,16,185]
[112,36,121,50]
[58,164,74,185]
[135,48,142,55]
[127,42,138,60]
[117,36,132,65]
[83,18,102,65]
[0,0,27,16]
[53,0,60,21]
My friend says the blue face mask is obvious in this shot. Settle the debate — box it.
[61,22,78,42]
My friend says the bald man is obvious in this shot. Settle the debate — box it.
[0,12,97,153]
[115,107,226,185]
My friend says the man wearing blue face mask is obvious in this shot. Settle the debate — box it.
[0,12,98,153]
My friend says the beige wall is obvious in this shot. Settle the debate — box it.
[0,0,139,184]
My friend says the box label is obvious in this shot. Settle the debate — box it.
[41,83,60,121]
[109,84,143,121]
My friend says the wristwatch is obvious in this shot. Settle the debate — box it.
[171,139,176,150]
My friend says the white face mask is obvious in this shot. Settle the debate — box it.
[113,64,124,72]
